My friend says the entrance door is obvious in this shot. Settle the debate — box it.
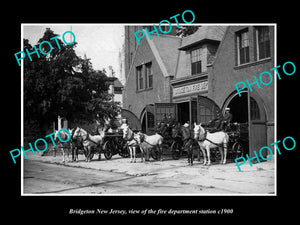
[197,96,220,124]
[142,104,155,134]
[154,103,177,127]
[248,92,267,158]
[177,102,189,125]
[225,90,267,158]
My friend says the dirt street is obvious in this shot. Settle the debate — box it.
[23,152,275,195]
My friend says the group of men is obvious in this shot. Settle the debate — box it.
[158,108,232,132]
[121,108,232,138]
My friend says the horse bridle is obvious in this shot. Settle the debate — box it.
[194,126,207,142]
[195,126,224,147]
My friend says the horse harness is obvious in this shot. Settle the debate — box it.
[139,134,158,148]
[124,130,139,147]
[80,129,101,146]
[197,128,224,148]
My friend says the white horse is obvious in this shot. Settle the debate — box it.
[120,124,140,163]
[73,127,105,162]
[136,131,164,161]
[54,128,74,163]
[193,123,229,165]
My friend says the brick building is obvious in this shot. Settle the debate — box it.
[123,25,179,133]
[123,25,275,157]
[209,25,275,157]
[171,26,225,125]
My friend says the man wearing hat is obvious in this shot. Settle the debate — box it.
[221,108,232,130]
[182,121,191,147]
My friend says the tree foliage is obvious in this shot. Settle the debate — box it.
[24,28,121,136]
[176,26,200,37]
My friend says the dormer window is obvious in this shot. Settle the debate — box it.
[191,47,203,75]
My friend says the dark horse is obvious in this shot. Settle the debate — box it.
[172,123,200,165]
[157,121,172,137]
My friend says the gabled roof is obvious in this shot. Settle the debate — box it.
[145,32,181,77]
[113,78,123,88]
[179,26,226,50]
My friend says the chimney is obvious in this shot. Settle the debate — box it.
[108,66,114,77]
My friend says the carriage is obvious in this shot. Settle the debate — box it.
[168,122,248,162]
[102,131,130,160]
[102,109,140,160]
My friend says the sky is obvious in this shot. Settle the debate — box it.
[23,24,124,77]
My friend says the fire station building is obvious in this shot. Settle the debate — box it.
[123,25,275,157]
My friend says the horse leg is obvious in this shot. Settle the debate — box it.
[159,145,163,161]
[62,149,65,163]
[198,142,207,165]
[66,145,70,162]
[84,146,88,162]
[75,146,80,162]
[190,145,194,166]
[197,145,201,161]
[223,142,228,164]
[72,146,77,162]
[61,145,65,163]
[219,146,224,164]
[129,147,133,163]
[140,146,144,163]
[133,146,136,163]
[87,146,92,162]
[146,146,150,161]
[206,146,211,166]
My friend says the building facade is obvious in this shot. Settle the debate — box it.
[123,25,180,133]
[209,26,275,157]
[123,25,275,157]
[171,26,226,125]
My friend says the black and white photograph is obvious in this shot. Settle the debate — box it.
[21,24,276,195]
[4,4,299,220]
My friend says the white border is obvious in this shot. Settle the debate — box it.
[21,23,277,197]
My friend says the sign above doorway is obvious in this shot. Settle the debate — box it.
[173,81,208,97]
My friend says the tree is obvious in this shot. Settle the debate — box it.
[24,28,121,137]
[176,26,200,37]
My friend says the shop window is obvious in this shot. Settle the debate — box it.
[236,29,250,65]
[256,26,271,60]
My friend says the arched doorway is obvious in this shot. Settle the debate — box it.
[140,104,155,134]
[121,109,141,131]
[226,92,248,123]
[224,90,267,158]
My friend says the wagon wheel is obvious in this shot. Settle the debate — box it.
[119,144,130,158]
[232,141,245,159]
[103,140,113,160]
[150,147,161,161]
[211,148,221,162]
[171,141,182,160]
